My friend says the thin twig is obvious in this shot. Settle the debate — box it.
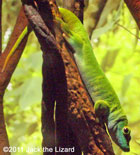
[116,23,140,40]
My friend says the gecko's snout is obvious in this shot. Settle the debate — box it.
[110,121,131,152]
[121,145,130,152]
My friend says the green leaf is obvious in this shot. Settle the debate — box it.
[19,77,42,109]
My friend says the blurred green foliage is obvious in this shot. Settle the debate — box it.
[2,0,140,155]
[89,3,140,155]
[3,1,42,155]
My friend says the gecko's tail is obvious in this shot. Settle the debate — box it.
[1,26,29,72]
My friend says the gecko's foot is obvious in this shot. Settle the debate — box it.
[56,17,72,35]
[94,100,110,123]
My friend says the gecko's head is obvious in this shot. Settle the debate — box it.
[110,121,131,152]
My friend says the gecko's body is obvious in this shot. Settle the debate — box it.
[57,8,131,152]
[2,7,131,152]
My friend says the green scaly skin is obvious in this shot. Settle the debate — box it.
[2,8,131,152]
[57,8,131,152]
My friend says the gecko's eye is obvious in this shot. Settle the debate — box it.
[123,126,131,135]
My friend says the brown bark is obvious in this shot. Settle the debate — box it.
[22,0,115,154]
[63,0,85,22]
[0,7,29,155]
[0,104,10,155]
[125,0,140,29]
[0,7,30,90]
[0,0,2,54]
[51,1,114,154]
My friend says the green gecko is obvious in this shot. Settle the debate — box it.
[2,7,131,152]
[57,8,131,152]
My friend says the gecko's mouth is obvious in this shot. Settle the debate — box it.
[121,146,130,152]
[118,134,130,152]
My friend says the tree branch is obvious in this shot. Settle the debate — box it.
[0,7,30,92]
[116,23,140,40]
[124,0,140,29]
[22,1,70,153]
[22,0,115,154]
[0,6,29,155]
[0,0,2,54]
